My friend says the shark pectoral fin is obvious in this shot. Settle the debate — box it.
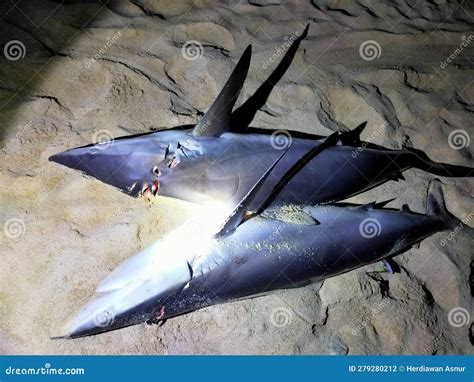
[192,45,252,137]
[215,131,339,238]
[373,258,396,274]
[254,131,340,213]
[339,121,367,145]
[374,198,396,209]
[382,259,394,274]
[214,144,292,238]
[211,129,341,239]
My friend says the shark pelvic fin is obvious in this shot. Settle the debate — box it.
[381,259,394,273]
[192,45,252,137]
[396,173,406,181]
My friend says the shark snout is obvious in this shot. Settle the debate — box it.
[54,298,118,339]
[53,286,153,339]
[49,143,159,197]
[54,235,195,339]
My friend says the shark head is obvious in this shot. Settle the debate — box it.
[56,280,158,338]
[49,42,256,199]
[55,222,217,338]
[49,128,206,197]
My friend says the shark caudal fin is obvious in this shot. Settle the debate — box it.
[407,147,473,177]
[426,179,461,230]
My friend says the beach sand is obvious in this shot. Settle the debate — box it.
[0,0,472,354]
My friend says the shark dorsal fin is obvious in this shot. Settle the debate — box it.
[401,204,411,213]
[192,45,252,137]
[358,198,395,210]
[339,121,367,145]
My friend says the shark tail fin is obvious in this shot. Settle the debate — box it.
[407,147,473,177]
[426,179,460,230]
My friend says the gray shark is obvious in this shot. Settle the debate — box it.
[55,163,457,338]
[49,25,473,209]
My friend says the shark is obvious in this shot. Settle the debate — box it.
[54,143,460,338]
[49,24,473,209]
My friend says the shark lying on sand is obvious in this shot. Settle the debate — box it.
[49,25,473,209]
[55,145,460,338]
